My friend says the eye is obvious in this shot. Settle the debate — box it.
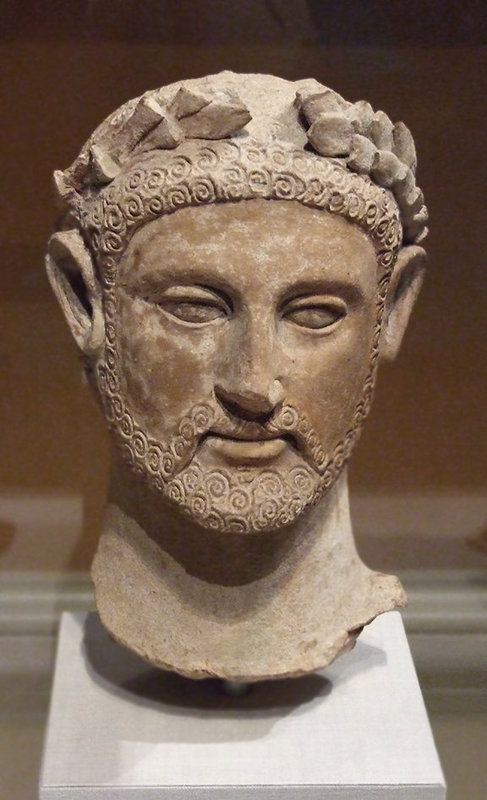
[162,300,226,324]
[153,285,231,325]
[286,306,342,329]
[282,295,346,331]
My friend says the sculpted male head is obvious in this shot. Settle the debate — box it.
[47,72,427,536]
[46,72,429,679]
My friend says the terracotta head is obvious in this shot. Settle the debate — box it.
[47,72,427,536]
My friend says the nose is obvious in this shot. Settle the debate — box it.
[215,316,285,420]
[215,380,285,420]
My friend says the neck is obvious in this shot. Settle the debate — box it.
[91,455,406,681]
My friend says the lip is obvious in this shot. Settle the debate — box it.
[204,434,288,464]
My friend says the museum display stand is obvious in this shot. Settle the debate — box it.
[39,611,445,799]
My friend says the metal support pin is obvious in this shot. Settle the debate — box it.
[220,680,252,697]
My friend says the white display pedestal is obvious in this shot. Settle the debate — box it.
[40,611,445,799]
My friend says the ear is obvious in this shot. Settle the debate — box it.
[46,230,105,357]
[380,245,426,361]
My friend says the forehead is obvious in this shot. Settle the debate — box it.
[118,199,378,294]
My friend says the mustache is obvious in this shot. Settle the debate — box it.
[160,399,329,480]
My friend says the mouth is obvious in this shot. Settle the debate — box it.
[202,432,297,465]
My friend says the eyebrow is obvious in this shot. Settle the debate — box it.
[122,241,373,305]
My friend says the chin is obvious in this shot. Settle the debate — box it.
[158,456,324,535]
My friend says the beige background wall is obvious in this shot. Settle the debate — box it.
[1,1,486,572]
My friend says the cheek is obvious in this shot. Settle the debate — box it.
[115,296,218,434]
[284,307,377,448]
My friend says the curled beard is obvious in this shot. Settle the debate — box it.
[101,392,361,534]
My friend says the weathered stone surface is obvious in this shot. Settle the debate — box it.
[295,87,347,123]
[307,113,355,157]
[393,120,417,173]
[348,133,377,174]
[46,72,427,682]
[371,150,409,189]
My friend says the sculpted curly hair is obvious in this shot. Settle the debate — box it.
[51,72,427,289]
